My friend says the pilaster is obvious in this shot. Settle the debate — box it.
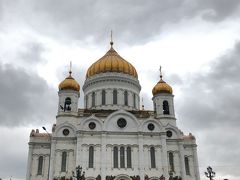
[49,139,56,180]
[178,142,186,180]
[160,133,168,178]
[26,144,33,180]
[138,134,144,180]
[193,146,200,180]
[101,133,107,179]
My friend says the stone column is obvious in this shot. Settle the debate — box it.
[138,134,144,180]
[26,144,33,180]
[178,142,186,180]
[160,133,168,178]
[101,133,107,179]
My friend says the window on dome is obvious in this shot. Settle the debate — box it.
[185,156,190,175]
[113,89,117,104]
[113,146,118,168]
[120,146,125,168]
[37,156,43,175]
[163,100,170,114]
[61,152,67,172]
[124,91,128,106]
[150,147,156,168]
[64,97,71,111]
[102,90,106,105]
[133,94,136,108]
[169,152,174,172]
[89,146,94,168]
[127,147,132,168]
[92,92,95,107]
[85,95,88,108]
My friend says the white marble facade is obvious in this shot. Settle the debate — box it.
[26,45,200,180]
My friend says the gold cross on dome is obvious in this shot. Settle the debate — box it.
[159,66,162,79]
[69,61,72,75]
[110,30,113,47]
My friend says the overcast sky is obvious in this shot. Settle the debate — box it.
[1,0,240,179]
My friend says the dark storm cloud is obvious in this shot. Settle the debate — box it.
[2,0,240,45]
[175,41,240,177]
[0,63,57,127]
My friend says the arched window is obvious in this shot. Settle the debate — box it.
[89,146,94,168]
[113,89,117,104]
[37,156,43,175]
[61,152,67,172]
[150,147,156,168]
[120,146,125,168]
[64,97,71,111]
[92,92,95,107]
[133,94,136,108]
[127,147,132,168]
[163,100,170,114]
[169,152,174,172]
[85,95,88,108]
[154,102,157,113]
[113,146,118,168]
[185,156,190,175]
[124,91,128,106]
[102,90,106,105]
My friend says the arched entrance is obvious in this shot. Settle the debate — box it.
[114,174,132,180]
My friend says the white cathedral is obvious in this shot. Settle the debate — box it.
[26,40,200,180]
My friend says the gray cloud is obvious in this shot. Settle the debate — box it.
[0,127,28,179]
[2,0,240,45]
[0,63,57,127]
[18,41,46,65]
[175,41,240,178]
[177,41,240,130]
[198,0,240,21]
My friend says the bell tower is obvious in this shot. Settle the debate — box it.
[152,67,175,119]
[58,63,80,115]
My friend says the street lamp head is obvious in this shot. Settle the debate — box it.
[42,126,46,130]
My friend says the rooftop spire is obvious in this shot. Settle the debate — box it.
[69,61,72,75]
[159,66,163,79]
[110,30,113,47]
[141,97,145,110]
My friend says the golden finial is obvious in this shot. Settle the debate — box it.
[159,66,163,79]
[69,61,72,75]
[110,30,113,47]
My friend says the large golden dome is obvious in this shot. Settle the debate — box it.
[86,44,138,78]
[152,69,173,95]
[59,71,80,91]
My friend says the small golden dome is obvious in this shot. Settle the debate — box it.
[86,45,138,78]
[152,79,173,95]
[152,67,172,95]
[59,71,80,91]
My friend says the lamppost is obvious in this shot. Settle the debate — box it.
[42,126,51,180]
[205,166,215,180]
[169,171,173,180]
[72,165,85,180]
